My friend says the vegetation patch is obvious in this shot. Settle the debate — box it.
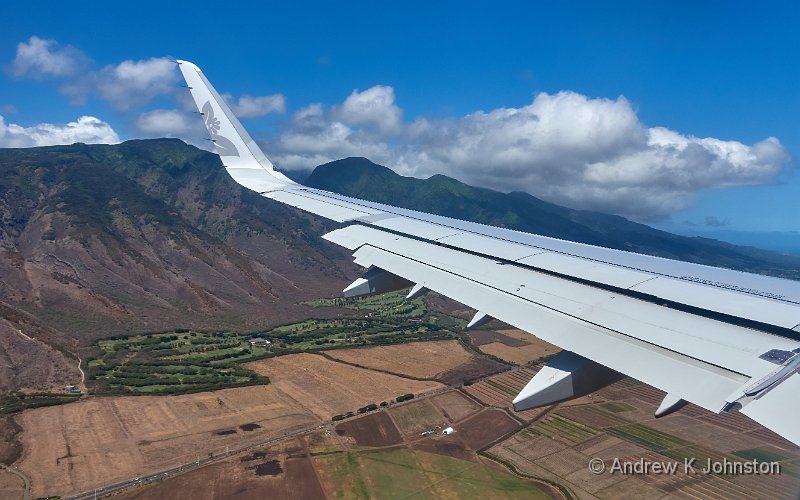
[87,291,465,395]
[733,447,786,463]
[313,448,550,498]
[0,393,81,415]
[253,459,282,476]
[600,401,635,413]
[86,331,269,395]
[534,415,597,443]
[606,423,691,451]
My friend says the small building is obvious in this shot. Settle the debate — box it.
[248,337,271,347]
[442,427,455,435]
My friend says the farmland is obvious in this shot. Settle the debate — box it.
[14,352,443,498]
[243,353,443,420]
[118,390,554,500]
[314,448,549,499]
[467,329,559,365]
[122,443,551,500]
[323,340,492,380]
[485,375,800,500]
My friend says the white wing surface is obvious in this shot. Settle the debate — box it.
[177,60,800,447]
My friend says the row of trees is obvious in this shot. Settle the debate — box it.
[330,394,414,421]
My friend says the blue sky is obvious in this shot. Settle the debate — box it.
[2,1,798,241]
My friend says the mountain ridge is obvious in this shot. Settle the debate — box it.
[306,156,800,279]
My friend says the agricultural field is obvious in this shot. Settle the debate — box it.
[15,385,319,497]
[487,377,800,500]
[244,353,443,420]
[336,412,404,447]
[314,448,551,499]
[323,340,479,379]
[120,436,553,500]
[0,468,25,500]
[120,437,325,500]
[15,352,445,498]
[110,388,556,500]
[468,329,559,365]
[389,398,451,437]
[464,366,550,421]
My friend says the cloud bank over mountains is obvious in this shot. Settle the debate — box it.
[3,36,792,220]
[0,115,119,147]
[266,87,789,219]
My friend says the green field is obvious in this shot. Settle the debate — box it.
[600,401,635,413]
[733,447,787,462]
[534,415,597,443]
[606,423,692,451]
[87,290,464,395]
[315,449,550,499]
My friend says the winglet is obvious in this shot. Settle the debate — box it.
[176,60,296,192]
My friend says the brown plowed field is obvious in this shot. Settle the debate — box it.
[457,409,519,450]
[464,367,547,420]
[389,398,447,437]
[0,468,24,499]
[245,353,443,419]
[468,329,559,365]
[335,412,403,447]
[16,385,318,498]
[18,353,442,498]
[323,340,474,379]
[412,436,474,461]
[436,356,508,385]
[428,391,482,422]
[122,440,325,500]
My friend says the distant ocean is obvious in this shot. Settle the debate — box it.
[667,229,800,257]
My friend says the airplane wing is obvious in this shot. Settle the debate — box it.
[177,60,800,447]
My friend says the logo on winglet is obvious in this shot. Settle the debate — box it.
[202,101,240,157]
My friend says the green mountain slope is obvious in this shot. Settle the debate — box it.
[306,157,800,280]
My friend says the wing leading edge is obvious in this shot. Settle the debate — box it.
[176,60,800,447]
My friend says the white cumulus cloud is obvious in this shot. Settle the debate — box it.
[60,57,179,109]
[7,36,89,79]
[134,109,197,136]
[132,108,210,150]
[96,57,179,109]
[266,88,791,220]
[0,115,119,147]
[223,93,286,118]
[333,85,403,134]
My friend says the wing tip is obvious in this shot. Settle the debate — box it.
[176,59,201,72]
